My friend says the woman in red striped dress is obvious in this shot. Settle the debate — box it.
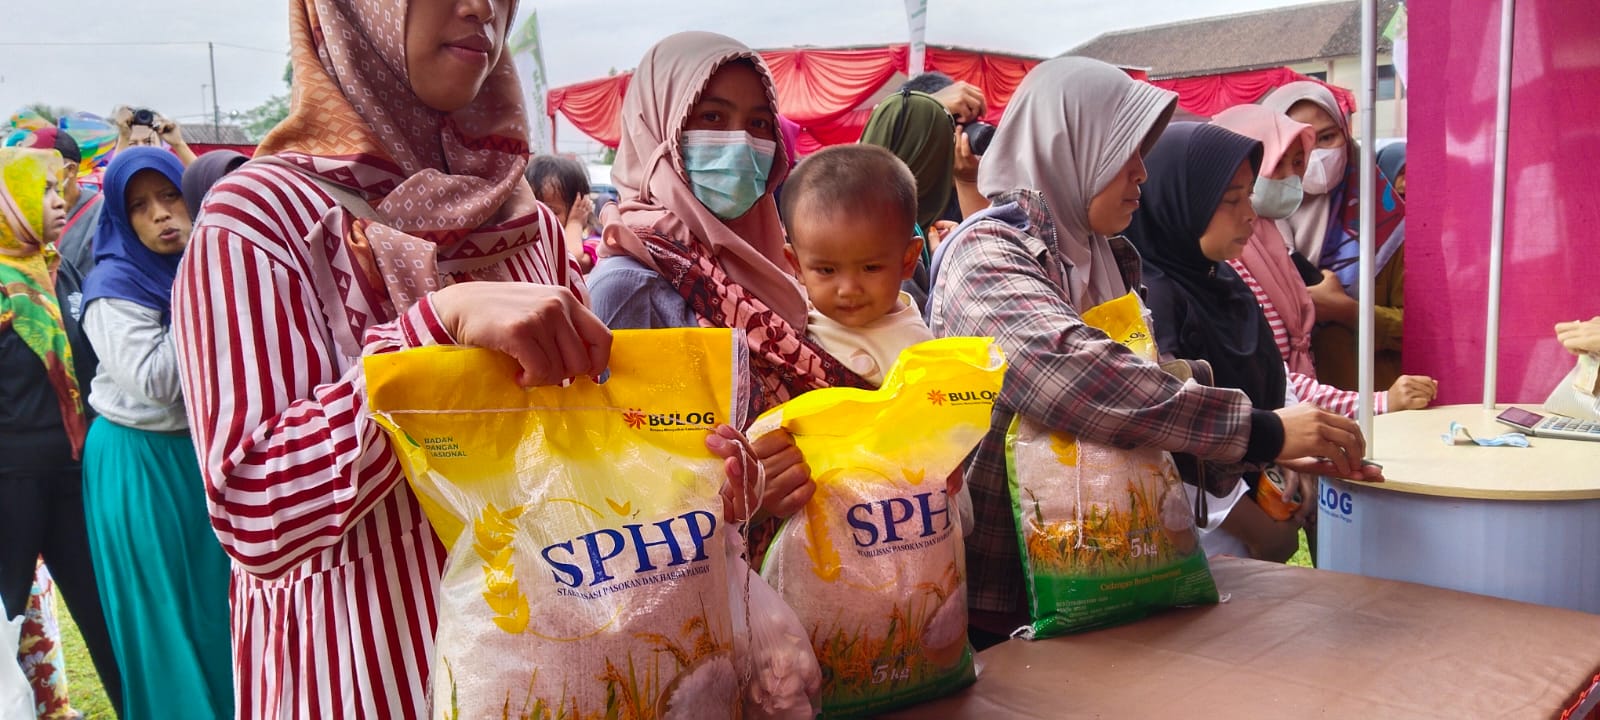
[171,1,759,717]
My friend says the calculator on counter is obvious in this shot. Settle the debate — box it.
[1495,407,1600,442]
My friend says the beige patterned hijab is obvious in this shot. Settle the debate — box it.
[256,0,545,315]
[979,57,1177,309]
[600,31,805,328]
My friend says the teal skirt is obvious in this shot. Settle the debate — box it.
[84,418,233,720]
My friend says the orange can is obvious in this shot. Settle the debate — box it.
[1255,466,1301,521]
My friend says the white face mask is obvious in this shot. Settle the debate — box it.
[1301,147,1347,195]
[1251,174,1305,219]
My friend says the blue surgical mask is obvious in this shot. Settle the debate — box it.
[1251,174,1305,219]
[680,129,777,220]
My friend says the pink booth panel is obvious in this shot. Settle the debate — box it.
[1406,0,1600,405]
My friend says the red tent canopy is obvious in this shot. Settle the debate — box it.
[547,44,1058,156]
[189,143,257,157]
[547,47,1352,155]
[1150,66,1358,118]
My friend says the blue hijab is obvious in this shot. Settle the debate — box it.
[82,147,188,325]
[1376,141,1407,187]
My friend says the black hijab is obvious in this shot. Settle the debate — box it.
[1124,122,1285,411]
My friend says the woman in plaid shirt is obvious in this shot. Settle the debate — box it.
[925,57,1382,642]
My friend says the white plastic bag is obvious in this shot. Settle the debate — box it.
[2,614,33,720]
[727,536,821,719]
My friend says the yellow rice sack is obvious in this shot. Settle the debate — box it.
[1007,292,1216,639]
[366,329,744,720]
[753,337,1006,717]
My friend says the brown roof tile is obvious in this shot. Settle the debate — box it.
[1068,0,1398,79]
[180,123,253,145]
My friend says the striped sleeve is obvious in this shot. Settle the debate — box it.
[1288,370,1388,418]
[173,204,453,581]
[1230,259,1291,363]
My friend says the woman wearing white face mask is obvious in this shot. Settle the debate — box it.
[588,32,873,555]
[1212,104,1436,418]
[1262,82,1410,393]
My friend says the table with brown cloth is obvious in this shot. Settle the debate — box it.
[879,557,1600,719]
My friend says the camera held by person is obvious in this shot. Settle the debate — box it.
[112,105,197,166]
[962,122,995,156]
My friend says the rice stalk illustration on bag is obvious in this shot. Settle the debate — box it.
[474,503,530,633]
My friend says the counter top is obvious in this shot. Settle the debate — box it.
[1363,404,1600,500]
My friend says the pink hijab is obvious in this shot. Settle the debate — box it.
[1210,104,1317,376]
[601,32,805,327]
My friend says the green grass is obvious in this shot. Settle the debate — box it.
[55,596,115,719]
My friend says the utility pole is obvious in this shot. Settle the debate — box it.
[209,42,221,132]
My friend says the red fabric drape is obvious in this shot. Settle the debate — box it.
[791,107,872,156]
[1150,67,1358,118]
[548,45,1050,155]
[763,46,906,125]
[189,144,256,157]
[547,74,632,148]
[545,54,1356,154]
[924,46,1039,125]
[765,46,906,154]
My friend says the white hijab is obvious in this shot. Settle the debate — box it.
[978,56,1177,309]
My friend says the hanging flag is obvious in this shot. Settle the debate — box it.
[904,0,929,77]
[1383,1,1409,89]
[508,10,554,154]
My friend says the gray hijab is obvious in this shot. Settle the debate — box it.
[181,150,249,220]
[978,56,1177,308]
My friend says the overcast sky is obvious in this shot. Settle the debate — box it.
[0,0,1300,155]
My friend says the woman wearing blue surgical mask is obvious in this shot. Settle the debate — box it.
[588,32,871,550]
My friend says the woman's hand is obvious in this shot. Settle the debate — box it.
[112,106,135,137]
[157,118,199,166]
[1556,317,1600,355]
[430,282,611,387]
[157,118,186,148]
[1385,375,1438,411]
[1274,403,1379,479]
[562,193,595,271]
[1278,455,1384,483]
[707,425,765,522]
[925,220,959,255]
[951,131,990,218]
[566,192,594,234]
[1308,270,1356,327]
[930,81,986,125]
[952,127,980,184]
[1282,470,1321,524]
[714,427,814,524]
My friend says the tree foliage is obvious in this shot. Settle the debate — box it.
[23,103,76,125]
[238,60,294,142]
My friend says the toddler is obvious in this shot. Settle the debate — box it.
[781,144,928,385]
[780,144,972,528]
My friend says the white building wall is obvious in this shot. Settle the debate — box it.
[1289,53,1407,140]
